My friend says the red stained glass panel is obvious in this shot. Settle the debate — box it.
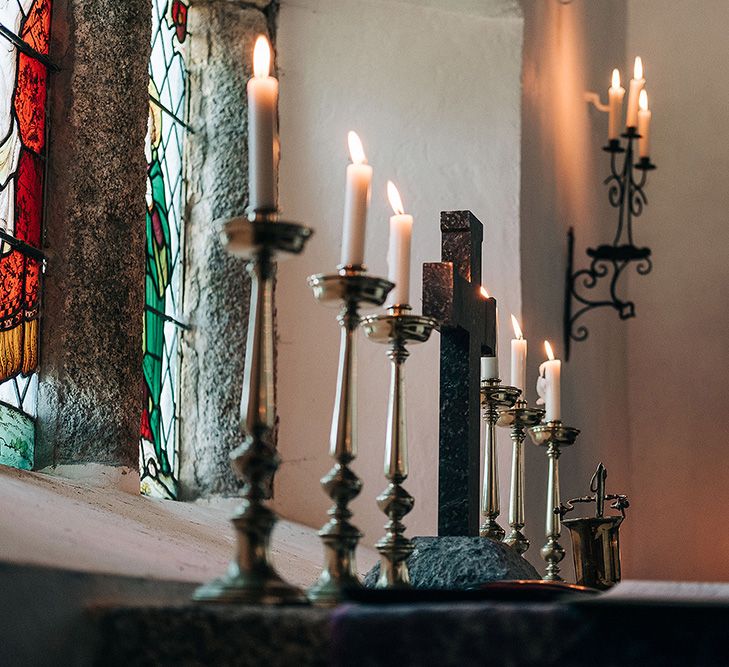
[0,0,52,387]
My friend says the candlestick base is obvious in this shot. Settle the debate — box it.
[306,268,394,606]
[479,380,521,541]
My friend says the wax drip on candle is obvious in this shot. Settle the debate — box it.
[638,89,652,159]
[626,56,645,129]
[536,340,561,422]
[607,68,625,141]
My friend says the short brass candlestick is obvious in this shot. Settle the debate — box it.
[528,420,580,582]
[194,211,312,605]
[362,304,437,587]
[497,399,545,554]
[480,379,521,541]
[306,266,394,605]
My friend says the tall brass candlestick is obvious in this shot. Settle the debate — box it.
[194,212,312,605]
[306,266,394,605]
[528,420,580,581]
[480,379,521,540]
[362,305,437,587]
[497,400,545,554]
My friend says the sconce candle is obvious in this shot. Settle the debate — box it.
[341,131,373,266]
[625,56,645,129]
[608,68,625,141]
[386,181,413,306]
[480,286,499,380]
[638,90,652,158]
[510,314,527,394]
[537,341,561,422]
[247,35,278,212]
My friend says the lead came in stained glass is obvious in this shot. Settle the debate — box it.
[0,0,52,469]
[140,0,189,499]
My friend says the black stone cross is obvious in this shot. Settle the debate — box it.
[422,211,497,536]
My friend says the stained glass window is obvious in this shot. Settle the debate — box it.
[140,0,189,499]
[0,0,52,470]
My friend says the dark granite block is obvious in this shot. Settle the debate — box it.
[364,536,539,589]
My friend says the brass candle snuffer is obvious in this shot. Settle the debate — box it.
[306,265,394,605]
[362,304,437,587]
[557,462,629,590]
[194,210,313,605]
[479,379,521,540]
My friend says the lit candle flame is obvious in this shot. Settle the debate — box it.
[544,340,555,361]
[633,56,643,80]
[611,68,620,89]
[480,286,490,299]
[347,131,367,165]
[511,314,523,339]
[387,181,405,216]
[639,89,648,111]
[253,35,272,78]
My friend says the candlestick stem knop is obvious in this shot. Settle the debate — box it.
[362,305,437,588]
[480,379,521,541]
[528,420,580,582]
[497,400,545,555]
[193,212,313,605]
[306,266,394,605]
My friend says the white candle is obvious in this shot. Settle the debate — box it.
[625,56,645,129]
[386,181,413,307]
[536,340,561,422]
[608,68,625,141]
[247,35,278,212]
[510,314,527,394]
[341,131,373,267]
[480,286,499,380]
[637,89,652,159]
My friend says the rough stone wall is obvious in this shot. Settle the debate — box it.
[36,0,151,468]
[178,1,276,497]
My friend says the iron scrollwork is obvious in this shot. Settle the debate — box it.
[564,129,656,359]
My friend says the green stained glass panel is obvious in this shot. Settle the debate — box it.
[140,0,188,499]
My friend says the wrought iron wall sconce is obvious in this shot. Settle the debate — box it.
[564,125,656,360]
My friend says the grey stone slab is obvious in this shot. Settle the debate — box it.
[364,536,539,588]
[179,4,271,497]
[38,0,152,468]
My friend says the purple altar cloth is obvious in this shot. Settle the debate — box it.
[330,599,729,667]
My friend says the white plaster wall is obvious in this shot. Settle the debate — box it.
[519,0,630,574]
[274,0,524,548]
[624,1,729,581]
